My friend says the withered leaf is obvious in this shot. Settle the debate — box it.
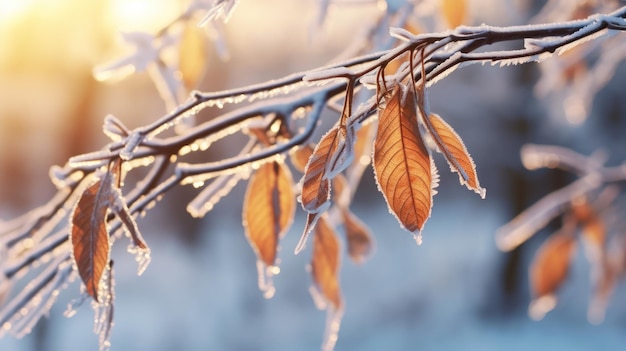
[243,160,295,266]
[71,178,113,301]
[179,22,207,90]
[530,228,577,300]
[311,217,342,310]
[373,84,435,234]
[441,0,467,28]
[425,113,485,198]
[300,127,340,213]
[341,208,374,265]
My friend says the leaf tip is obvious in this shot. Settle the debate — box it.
[476,186,486,199]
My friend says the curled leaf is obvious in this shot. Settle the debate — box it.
[425,113,485,198]
[243,161,295,266]
[300,127,339,213]
[373,84,435,235]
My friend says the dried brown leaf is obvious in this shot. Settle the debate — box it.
[311,217,342,310]
[301,128,339,213]
[530,228,577,300]
[179,22,207,90]
[441,0,467,28]
[373,84,434,235]
[71,178,112,301]
[425,113,485,198]
[341,208,374,264]
[243,160,295,266]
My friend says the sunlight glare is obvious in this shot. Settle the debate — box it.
[0,0,36,22]
[109,0,181,32]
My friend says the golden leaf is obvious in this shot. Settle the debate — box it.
[71,179,112,301]
[300,127,340,213]
[311,217,342,310]
[243,160,295,266]
[441,0,467,29]
[179,22,207,90]
[426,113,485,198]
[373,84,434,234]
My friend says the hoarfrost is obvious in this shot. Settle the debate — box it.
[256,260,277,299]
[187,173,243,218]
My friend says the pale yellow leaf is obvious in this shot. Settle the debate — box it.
[179,22,207,90]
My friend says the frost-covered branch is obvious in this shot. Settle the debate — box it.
[2,3,626,351]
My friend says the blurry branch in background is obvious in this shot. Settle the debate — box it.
[1,0,626,350]
[497,144,626,324]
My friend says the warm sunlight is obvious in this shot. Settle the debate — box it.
[109,0,182,32]
[0,0,36,23]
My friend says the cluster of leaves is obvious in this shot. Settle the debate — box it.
[1,1,626,350]
[497,145,626,323]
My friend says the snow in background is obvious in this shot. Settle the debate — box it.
[1,0,626,350]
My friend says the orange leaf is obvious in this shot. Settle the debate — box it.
[300,127,340,213]
[311,217,342,310]
[529,228,576,305]
[425,113,485,198]
[243,160,295,266]
[179,22,207,90]
[341,208,374,264]
[373,84,435,235]
[441,0,467,28]
[71,178,113,301]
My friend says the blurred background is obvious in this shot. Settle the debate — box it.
[1,0,626,350]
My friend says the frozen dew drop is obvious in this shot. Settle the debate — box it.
[2,322,11,331]
[128,245,151,276]
[308,286,328,310]
[256,261,276,299]
[321,307,343,351]
[528,294,557,321]
[413,232,423,246]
